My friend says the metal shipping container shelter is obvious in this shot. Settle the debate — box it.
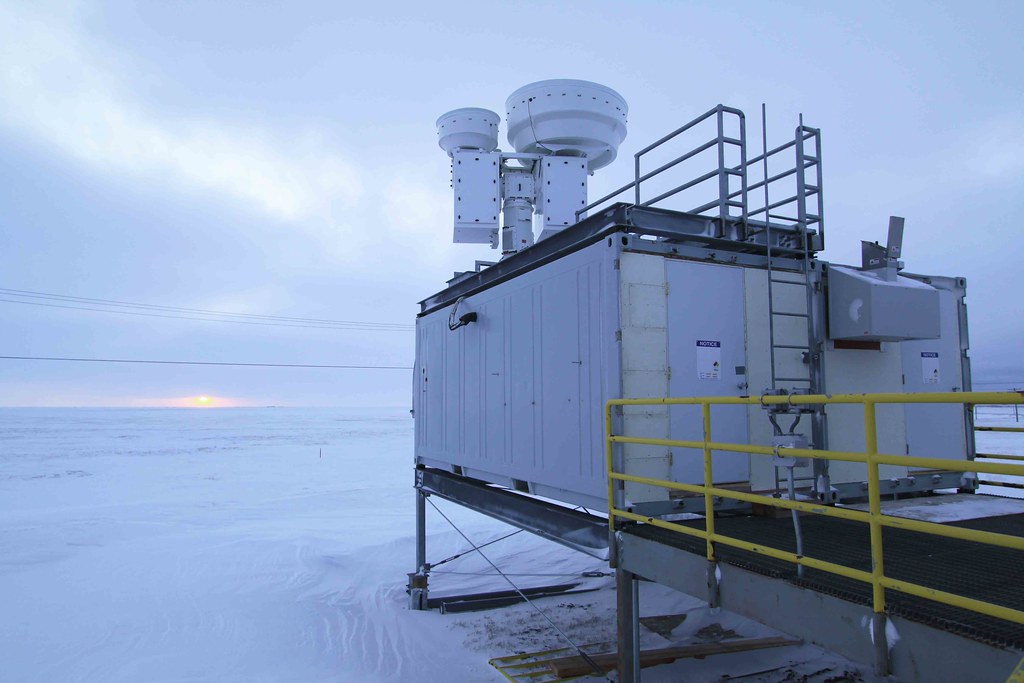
[413,204,972,515]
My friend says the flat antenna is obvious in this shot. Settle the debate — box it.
[887,216,905,260]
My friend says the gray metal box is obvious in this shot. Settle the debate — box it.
[827,265,940,341]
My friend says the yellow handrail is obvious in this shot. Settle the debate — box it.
[605,391,1024,625]
[975,424,1024,485]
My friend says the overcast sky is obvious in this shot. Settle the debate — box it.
[1,0,1021,407]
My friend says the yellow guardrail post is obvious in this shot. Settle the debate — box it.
[702,400,721,608]
[702,401,716,562]
[606,401,617,566]
[864,400,885,614]
[864,399,890,675]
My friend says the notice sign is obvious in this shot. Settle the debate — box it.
[696,340,721,380]
[921,351,940,385]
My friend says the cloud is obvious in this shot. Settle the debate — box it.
[961,116,1024,180]
[0,3,361,224]
[381,174,451,244]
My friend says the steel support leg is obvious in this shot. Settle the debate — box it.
[707,560,721,608]
[871,612,890,676]
[617,568,641,683]
[409,489,430,610]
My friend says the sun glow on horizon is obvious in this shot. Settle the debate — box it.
[163,394,243,408]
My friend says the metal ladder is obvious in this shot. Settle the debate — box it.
[761,114,824,397]
[756,111,829,571]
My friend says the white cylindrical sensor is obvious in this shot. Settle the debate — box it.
[436,107,500,157]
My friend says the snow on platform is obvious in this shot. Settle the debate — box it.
[846,493,1024,523]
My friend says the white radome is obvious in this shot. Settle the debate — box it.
[436,107,501,156]
[505,79,628,171]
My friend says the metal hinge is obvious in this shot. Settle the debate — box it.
[615,330,622,342]
[613,258,620,270]
[667,366,672,380]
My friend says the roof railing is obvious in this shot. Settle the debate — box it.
[578,106,824,252]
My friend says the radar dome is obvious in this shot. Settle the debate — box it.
[505,79,627,171]
[436,108,500,157]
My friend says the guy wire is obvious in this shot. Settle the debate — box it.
[425,497,612,681]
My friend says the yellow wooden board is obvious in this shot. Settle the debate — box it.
[489,643,610,683]
[1006,656,1024,683]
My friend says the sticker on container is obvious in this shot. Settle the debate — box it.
[921,351,940,385]
[696,340,721,380]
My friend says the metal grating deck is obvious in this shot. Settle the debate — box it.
[624,510,1024,649]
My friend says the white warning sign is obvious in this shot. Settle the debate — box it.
[921,351,940,385]
[696,339,721,380]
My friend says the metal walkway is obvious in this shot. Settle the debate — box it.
[607,392,1024,681]
[624,509,1024,650]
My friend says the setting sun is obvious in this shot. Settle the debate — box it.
[137,395,247,408]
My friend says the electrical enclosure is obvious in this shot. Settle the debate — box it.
[827,265,941,341]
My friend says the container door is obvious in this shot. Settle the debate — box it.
[666,260,749,484]
[901,288,968,463]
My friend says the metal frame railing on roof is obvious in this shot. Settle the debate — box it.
[578,105,824,251]
[740,122,825,248]
[578,105,748,225]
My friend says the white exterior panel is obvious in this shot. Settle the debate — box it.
[824,340,909,484]
[901,279,970,464]
[415,240,617,508]
[619,252,671,504]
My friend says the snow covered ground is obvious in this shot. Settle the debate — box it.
[1,407,1020,682]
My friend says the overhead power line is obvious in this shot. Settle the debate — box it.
[0,355,412,370]
[0,287,414,331]
[0,298,413,331]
